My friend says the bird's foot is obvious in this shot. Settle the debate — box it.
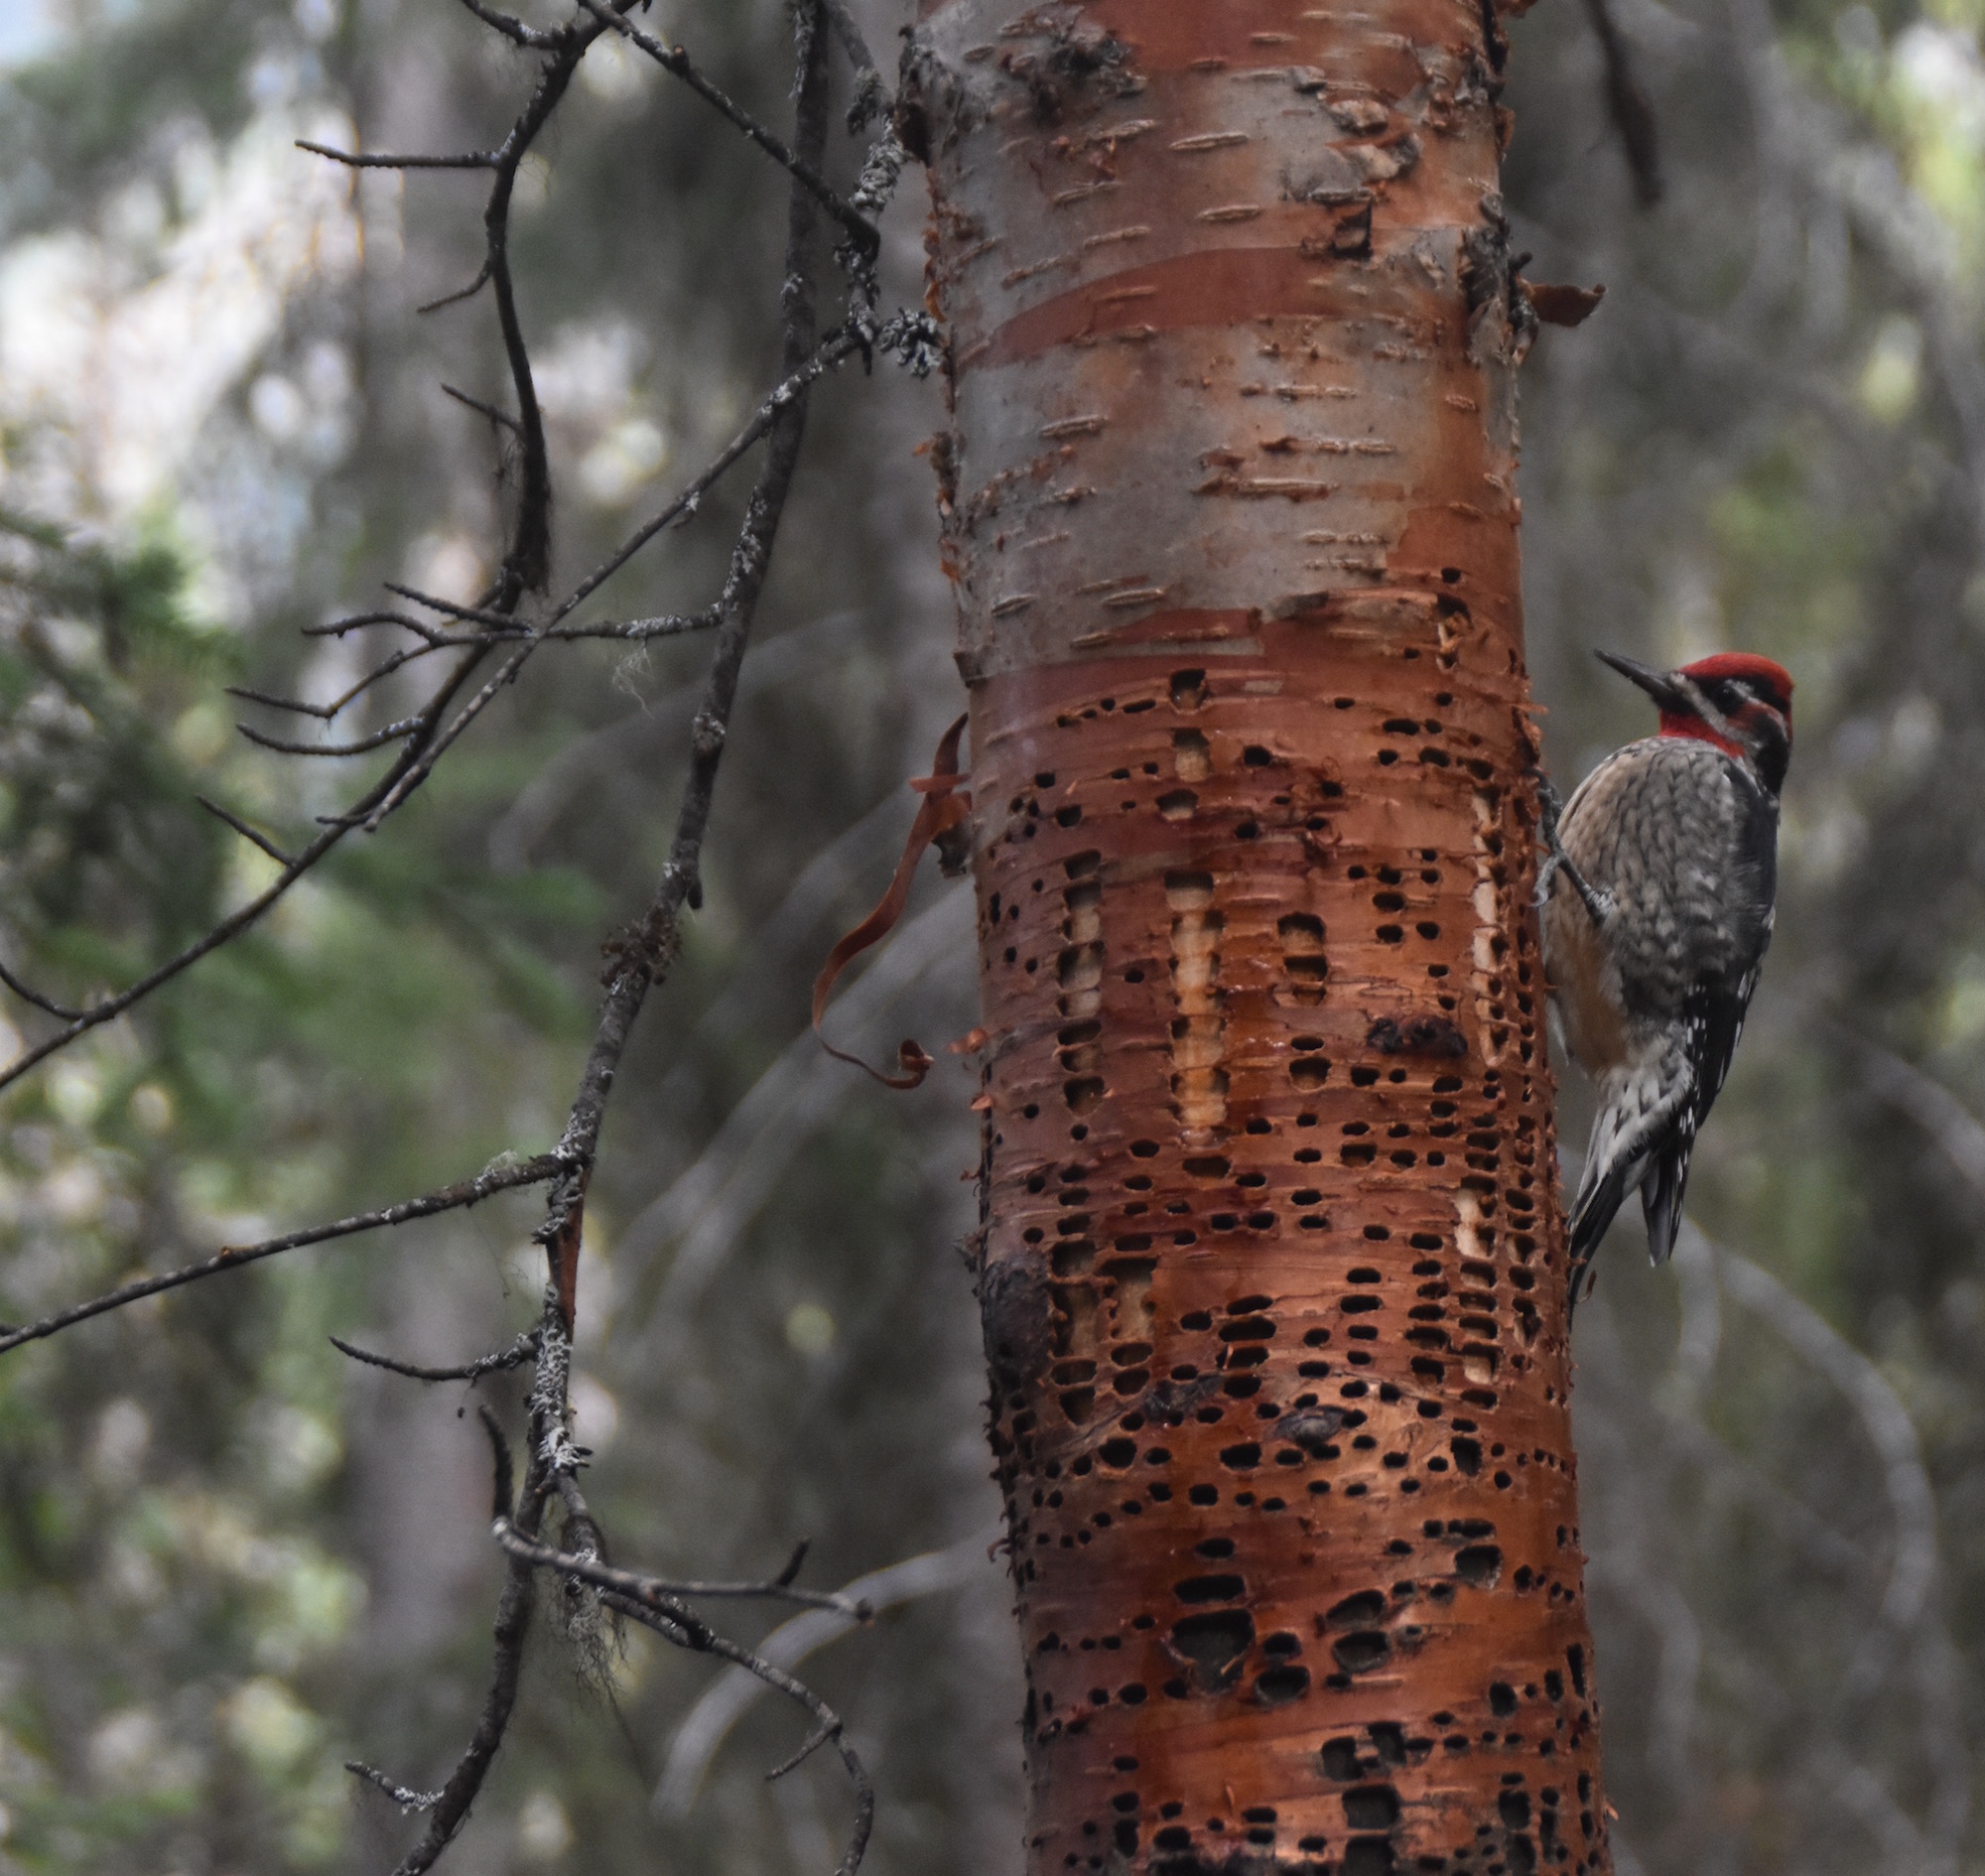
[1529,768,1612,926]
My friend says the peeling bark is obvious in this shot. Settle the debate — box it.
[909,2,1608,1873]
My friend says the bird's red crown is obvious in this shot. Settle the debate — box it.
[1676,652,1794,720]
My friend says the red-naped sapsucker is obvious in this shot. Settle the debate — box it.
[1538,650,1794,1311]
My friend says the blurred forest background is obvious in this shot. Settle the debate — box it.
[0,0,1979,1871]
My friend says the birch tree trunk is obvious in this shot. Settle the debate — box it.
[902,4,1608,1874]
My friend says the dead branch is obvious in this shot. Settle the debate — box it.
[295,139,500,170]
[346,1762,443,1811]
[492,1521,872,1619]
[819,0,890,128]
[451,0,556,49]
[389,1408,551,1876]
[441,381,522,433]
[329,1328,542,1384]
[572,0,878,258]
[656,1531,995,1817]
[194,794,297,866]
[0,1154,562,1357]
[0,959,84,1021]
[235,715,422,756]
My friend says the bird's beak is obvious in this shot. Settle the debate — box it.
[1595,649,1690,713]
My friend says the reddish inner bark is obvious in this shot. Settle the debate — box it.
[911,1,1610,1871]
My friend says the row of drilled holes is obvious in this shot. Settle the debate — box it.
[1033,1592,1588,1698]
[1020,1414,1541,1508]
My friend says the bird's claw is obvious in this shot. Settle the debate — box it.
[1528,767,1610,926]
[1530,769,1567,911]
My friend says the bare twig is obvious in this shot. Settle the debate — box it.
[355,324,865,837]
[0,959,85,1021]
[492,611,720,643]
[329,1328,542,1384]
[656,1530,996,1816]
[572,0,878,258]
[386,581,723,643]
[525,12,835,1359]
[487,1478,878,1876]
[418,261,495,316]
[479,48,583,597]
[303,608,451,643]
[347,1762,443,1811]
[0,16,626,1093]
[602,1581,874,1876]
[451,0,559,48]
[492,1521,871,1618]
[235,716,421,756]
[820,0,890,128]
[226,638,452,722]
[0,322,877,1104]
[0,1154,561,1357]
[195,795,297,867]
[441,382,522,433]
[296,139,500,170]
[389,1408,550,1876]
[764,1721,840,1783]
[0,624,499,1096]
[358,20,844,1870]
[383,583,536,629]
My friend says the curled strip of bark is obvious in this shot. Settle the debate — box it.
[1580,0,1663,207]
[329,1328,542,1384]
[0,1154,562,1357]
[811,714,968,1089]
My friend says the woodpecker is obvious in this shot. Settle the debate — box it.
[1537,649,1793,1311]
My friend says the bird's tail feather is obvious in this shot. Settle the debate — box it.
[1564,1122,1639,1318]
[1639,1139,1693,1266]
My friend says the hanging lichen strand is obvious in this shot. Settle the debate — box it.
[906,1,1609,1873]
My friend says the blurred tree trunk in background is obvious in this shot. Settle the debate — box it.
[908,4,1609,1872]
